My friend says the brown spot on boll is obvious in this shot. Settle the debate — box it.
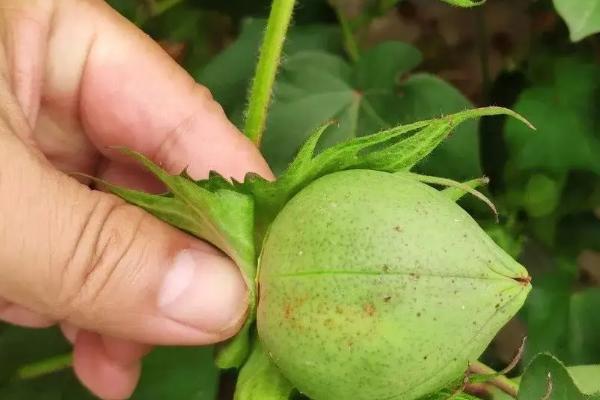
[384,296,392,303]
[363,303,376,316]
[284,304,294,319]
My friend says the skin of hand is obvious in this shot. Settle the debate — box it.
[0,0,272,399]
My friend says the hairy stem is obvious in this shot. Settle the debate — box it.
[16,352,73,380]
[469,361,519,398]
[243,0,296,146]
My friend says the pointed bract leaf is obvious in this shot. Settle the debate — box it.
[234,340,294,400]
[102,152,256,288]
[256,107,530,230]
[403,172,497,216]
[101,152,257,367]
[216,323,252,369]
[442,177,489,201]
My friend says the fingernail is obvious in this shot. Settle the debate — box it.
[158,249,248,333]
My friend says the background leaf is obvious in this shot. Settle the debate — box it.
[233,340,293,400]
[131,347,219,400]
[553,0,600,41]
[264,41,480,179]
[0,325,218,400]
[197,19,343,127]
[517,353,600,399]
[505,57,600,176]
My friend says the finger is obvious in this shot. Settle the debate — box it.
[60,321,78,344]
[0,133,248,345]
[101,335,152,366]
[72,0,272,180]
[62,324,152,368]
[3,0,272,181]
[0,299,54,328]
[73,331,141,400]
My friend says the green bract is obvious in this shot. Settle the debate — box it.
[258,170,530,400]
[102,107,534,399]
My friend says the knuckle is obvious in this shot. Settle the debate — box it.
[50,194,148,320]
[194,82,215,103]
[192,82,226,120]
[152,82,230,174]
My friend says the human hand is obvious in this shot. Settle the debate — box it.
[0,1,271,398]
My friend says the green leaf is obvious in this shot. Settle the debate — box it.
[0,327,218,400]
[553,0,600,41]
[0,325,90,399]
[505,57,600,175]
[521,174,564,218]
[522,267,600,365]
[517,353,600,399]
[263,42,481,180]
[131,347,219,400]
[0,325,70,381]
[558,213,600,255]
[0,371,94,400]
[482,222,524,258]
[392,74,481,180]
[196,19,342,126]
[354,41,422,89]
[215,322,251,369]
[107,150,256,280]
[233,340,293,400]
[492,364,600,400]
[568,365,600,395]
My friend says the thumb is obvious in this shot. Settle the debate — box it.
[0,133,248,345]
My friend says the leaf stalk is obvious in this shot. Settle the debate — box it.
[243,0,296,146]
[469,361,519,398]
[15,352,73,380]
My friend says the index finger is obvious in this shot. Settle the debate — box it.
[13,0,272,180]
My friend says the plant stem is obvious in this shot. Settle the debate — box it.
[243,0,296,147]
[332,5,360,62]
[15,352,73,380]
[474,8,491,101]
[469,360,519,398]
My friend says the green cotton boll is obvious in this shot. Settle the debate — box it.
[257,170,531,400]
